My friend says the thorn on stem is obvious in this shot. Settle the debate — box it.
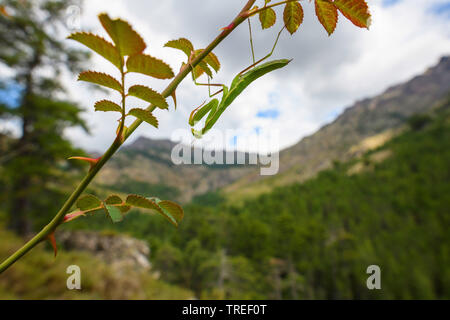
[47,232,58,257]
[68,156,101,171]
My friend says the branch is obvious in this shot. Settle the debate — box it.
[0,0,257,274]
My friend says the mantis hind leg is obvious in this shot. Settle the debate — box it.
[188,55,224,98]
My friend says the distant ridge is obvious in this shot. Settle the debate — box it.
[96,56,450,202]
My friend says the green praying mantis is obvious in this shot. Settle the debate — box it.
[188,20,291,138]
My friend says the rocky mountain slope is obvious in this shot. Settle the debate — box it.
[224,56,450,200]
[96,56,450,202]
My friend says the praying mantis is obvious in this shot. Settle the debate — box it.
[188,20,291,138]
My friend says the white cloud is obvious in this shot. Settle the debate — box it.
[59,0,450,153]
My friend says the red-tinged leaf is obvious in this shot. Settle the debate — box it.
[315,0,338,36]
[259,7,277,29]
[94,100,122,113]
[125,195,178,226]
[126,54,174,79]
[128,108,159,128]
[126,194,160,211]
[67,32,122,69]
[68,156,101,170]
[157,200,184,223]
[98,13,146,56]
[48,232,57,257]
[64,211,86,223]
[148,197,180,226]
[333,0,371,29]
[128,85,168,109]
[284,1,304,35]
[164,38,194,58]
[105,195,123,205]
[78,71,122,93]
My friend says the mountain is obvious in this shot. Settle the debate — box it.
[96,56,450,203]
[95,136,256,202]
[223,56,450,200]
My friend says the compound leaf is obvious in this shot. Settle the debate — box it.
[315,0,338,36]
[78,71,122,93]
[94,100,122,113]
[98,13,146,57]
[284,1,304,35]
[128,85,168,109]
[127,54,174,79]
[68,32,122,69]
[128,108,158,128]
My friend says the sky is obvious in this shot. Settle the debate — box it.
[1,0,450,153]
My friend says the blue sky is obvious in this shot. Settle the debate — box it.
[0,83,22,109]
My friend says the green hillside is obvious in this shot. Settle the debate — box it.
[64,100,450,299]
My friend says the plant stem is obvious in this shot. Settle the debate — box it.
[0,0,257,275]
[248,0,300,17]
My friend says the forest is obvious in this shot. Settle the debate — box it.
[50,101,449,299]
[0,0,449,300]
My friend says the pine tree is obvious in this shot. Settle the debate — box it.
[0,0,89,235]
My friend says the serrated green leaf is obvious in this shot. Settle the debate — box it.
[128,108,158,128]
[68,32,122,69]
[259,7,276,29]
[284,1,304,35]
[147,197,178,226]
[78,71,122,93]
[315,0,338,36]
[94,100,122,113]
[76,194,102,211]
[128,85,168,109]
[191,58,213,80]
[105,204,123,223]
[157,200,184,223]
[126,195,160,210]
[164,38,194,57]
[127,54,174,79]
[98,13,146,57]
[126,195,179,226]
[104,195,130,213]
[195,50,221,73]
